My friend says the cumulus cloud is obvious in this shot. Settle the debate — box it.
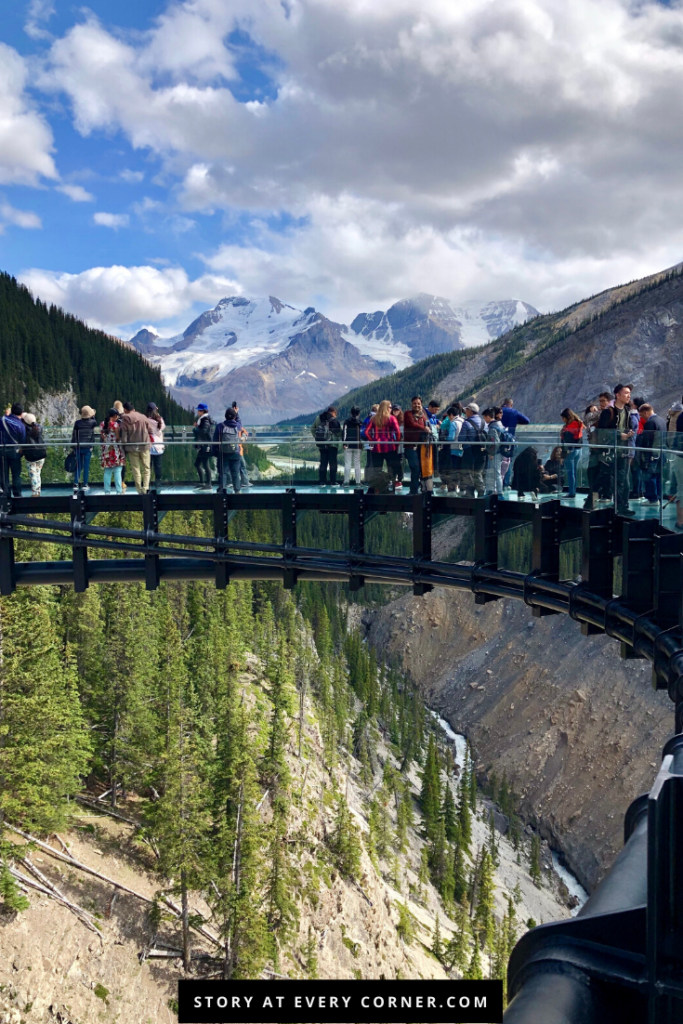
[34,0,683,312]
[0,42,56,185]
[56,183,95,202]
[19,264,241,333]
[93,211,130,229]
[120,169,144,183]
[0,202,42,230]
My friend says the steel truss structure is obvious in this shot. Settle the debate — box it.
[2,486,683,1022]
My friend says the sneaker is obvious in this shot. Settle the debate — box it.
[674,523,683,533]
[82,485,90,492]
[394,482,403,489]
[619,508,636,517]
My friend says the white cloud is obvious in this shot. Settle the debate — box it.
[56,183,95,202]
[34,0,683,313]
[120,169,144,183]
[0,42,57,185]
[24,0,55,41]
[0,202,42,229]
[93,211,130,229]
[19,264,241,333]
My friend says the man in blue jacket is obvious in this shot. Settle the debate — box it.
[501,397,530,487]
[1,403,27,497]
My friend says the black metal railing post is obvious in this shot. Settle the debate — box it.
[70,488,88,592]
[213,490,229,590]
[412,491,432,595]
[348,488,365,592]
[143,488,160,591]
[282,488,297,590]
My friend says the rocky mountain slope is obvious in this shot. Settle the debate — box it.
[333,262,683,422]
[0,650,573,1024]
[351,296,538,361]
[128,293,537,423]
[367,585,671,893]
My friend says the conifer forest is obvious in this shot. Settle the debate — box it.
[0,504,568,1016]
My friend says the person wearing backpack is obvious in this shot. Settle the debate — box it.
[311,406,341,485]
[21,413,47,496]
[192,403,215,490]
[559,408,584,499]
[342,406,363,485]
[403,396,432,494]
[213,408,242,492]
[0,403,27,497]
[482,407,506,495]
[458,403,488,496]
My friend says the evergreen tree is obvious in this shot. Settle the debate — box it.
[443,783,459,844]
[465,936,483,980]
[457,768,472,854]
[0,590,91,833]
[432,912,443,962]
[330,796,362,881]
[487,809,499,866]
[453,843,468,906]
[529,834,543,888]
[420,735,441,840]
[302,925,318,979]
[0,858,29,913]
[444,901,470,974]
[475,847,496,950]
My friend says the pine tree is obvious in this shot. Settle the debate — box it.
[475,847,496,950]
[302,925,318,979]
[529,834,543,887]
[444,901,470,974]
[146,607,210,971]
[465,935,483,980]
[487,809,499,866]
[0,858,29,913]
[443,783,459,844]
[0,590,91,833]
[330,796,362,881]
[432,912,443,962]
[453,843,467,906]
[420,735,441,840]
[457,769,472,854]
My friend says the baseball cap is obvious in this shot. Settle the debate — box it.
[147,402,158,410]
[197,403,209,412]
[465,402,479,413]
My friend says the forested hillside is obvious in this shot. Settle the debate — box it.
[0,510,570,1021]
[0,273,192,422]
[287,262,683,423]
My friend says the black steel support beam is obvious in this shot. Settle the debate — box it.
[473,494,499,605]
[282,488,297,590]
[580,507,614,635]
[0,498,15,595]
[213,492,229,590]
[529,499,560,617]
[620,519,656,659]
[70,491,88,593]
[412,492,433,596]
[143,489,160,591]
[348,488,365,592]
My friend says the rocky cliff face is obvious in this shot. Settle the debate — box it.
[431,264,683,419]
[367,586,671,892]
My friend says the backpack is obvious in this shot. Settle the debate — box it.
[463,421,488,469]
[314,419,332,444]
[219,422,239,455]
[498,427,515,458]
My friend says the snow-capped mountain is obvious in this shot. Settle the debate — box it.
[128,292,539,423]
[350,294,539,362]
[129,296,392,424]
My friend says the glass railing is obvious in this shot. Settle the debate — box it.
[1,428,681,530]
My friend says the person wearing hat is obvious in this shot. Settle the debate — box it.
[458,402,487,496]
[193,403,215,489]
[71,404,98,490]
[21,412,47,496]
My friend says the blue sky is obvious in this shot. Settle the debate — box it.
[2,0,683,337]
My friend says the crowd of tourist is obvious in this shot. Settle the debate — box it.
[2,385,683,528]
[309,386,683,529]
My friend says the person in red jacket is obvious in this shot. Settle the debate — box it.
[403,396,433,494]
[559,408,583,499]
[366,400,401,491]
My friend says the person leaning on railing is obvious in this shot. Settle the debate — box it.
[559,408,584,499]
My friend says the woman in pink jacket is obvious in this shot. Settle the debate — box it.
[366,400,401,491]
